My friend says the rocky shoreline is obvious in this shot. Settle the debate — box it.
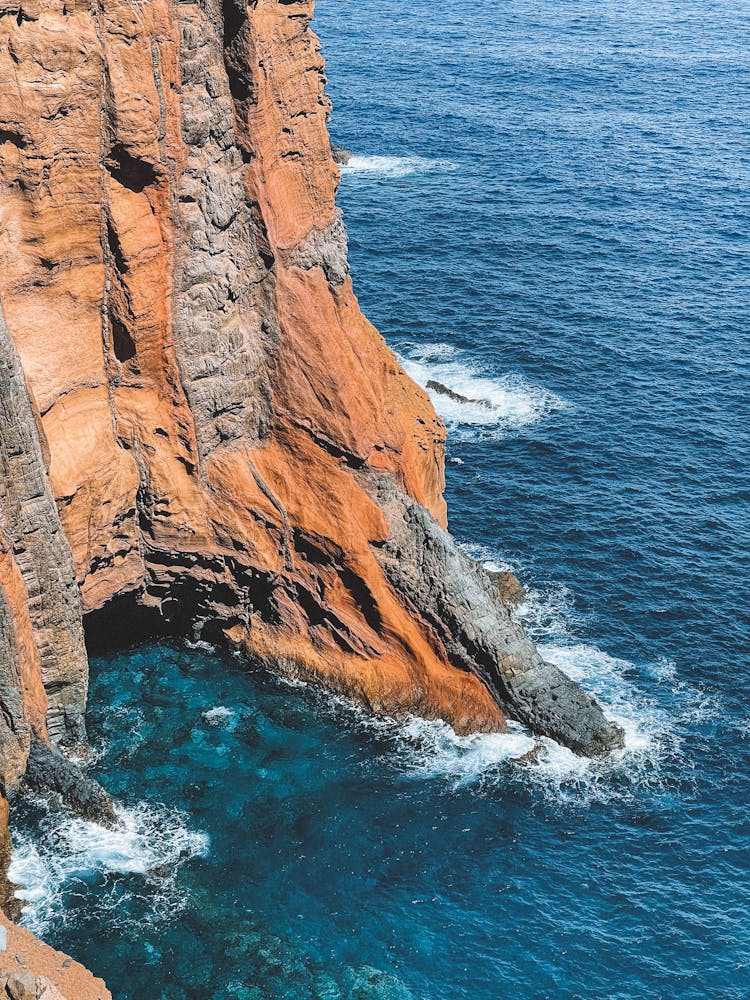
[0,0,622,993]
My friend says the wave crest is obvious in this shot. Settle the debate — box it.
[397,342,567,440]
[340,154,457,178]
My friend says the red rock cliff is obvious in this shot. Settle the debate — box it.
[0,0,623,833]
[0,0,624,989]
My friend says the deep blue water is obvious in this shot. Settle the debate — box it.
[10,1,750,997]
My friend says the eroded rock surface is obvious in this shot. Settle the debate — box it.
[0,0,623,774]
[375,485,624,754]
[0,0,625,989]
[0,914,111,1000]
[24,736,116,826]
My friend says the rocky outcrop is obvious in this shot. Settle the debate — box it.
[0,915,111,1000]
[24,736,116,826]
[0,0,622,779]
[375,487,624,755]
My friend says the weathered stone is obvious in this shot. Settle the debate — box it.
[0,309,87,752]
[374,485,624,755]
[0,917,110,1000]
[489,570,527,607]
[5,969,36,1000]
[24,737,116,827]
[331,143,352,165]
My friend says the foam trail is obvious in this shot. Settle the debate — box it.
[8,799,209,936]
[339,155,457,178]
[202,705,236,728]
[397,342,567,440]
[399,718,535,786]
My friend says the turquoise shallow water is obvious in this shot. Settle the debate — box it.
[9,0,750,997]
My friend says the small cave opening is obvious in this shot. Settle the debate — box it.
[111,315,136,363]
[105,144,158,194]
[84,593,174,655]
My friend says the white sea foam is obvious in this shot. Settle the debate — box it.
[8,800,209,936]
[184,637,217,654]
[399,718,535,785]
[339,155,457,178]
[354,538,719,804]
[397,342,567,440]
[202,705,235,727]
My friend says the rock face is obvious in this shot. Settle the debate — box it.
[0,914,111,1000]
[375,488,623,756]
[0,0,623,795]
[0,0,625,989]
[24,736,116,826]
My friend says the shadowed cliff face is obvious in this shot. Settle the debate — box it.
[0,0,623,832]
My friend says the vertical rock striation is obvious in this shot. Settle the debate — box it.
[0,0,623,780]
[0,305,87,761]
[0,0,624,986]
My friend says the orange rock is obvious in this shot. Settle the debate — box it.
[0,0,496,738]
[0,913,111,1000]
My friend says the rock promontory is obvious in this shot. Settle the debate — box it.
[0,0,623,990]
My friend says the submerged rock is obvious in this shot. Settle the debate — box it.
[426,379,495,409]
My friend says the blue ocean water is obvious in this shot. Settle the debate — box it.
[9,1,750,997]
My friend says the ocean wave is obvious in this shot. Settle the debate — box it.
[202,705,236,727]
[339,154,457,178]
[397,342,567,440]
[8,798,209,937]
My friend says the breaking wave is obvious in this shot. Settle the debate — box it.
[339,154,457,178]
[202,705,237,728]
[8,798,209,937]
[397,341,567,440]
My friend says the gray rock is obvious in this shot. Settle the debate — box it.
[5,969,37,1000]
[24,736,116,827]
[372,481,624,756]
[284,209,350,286]
[0,307,88,755]
[426,379,494,409]
[331,144,352,165]
[488,569,527,607]
[172,3,276,461]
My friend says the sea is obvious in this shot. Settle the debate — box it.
[8,1,750,997]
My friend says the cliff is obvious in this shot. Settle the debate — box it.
[0,0,623,990]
